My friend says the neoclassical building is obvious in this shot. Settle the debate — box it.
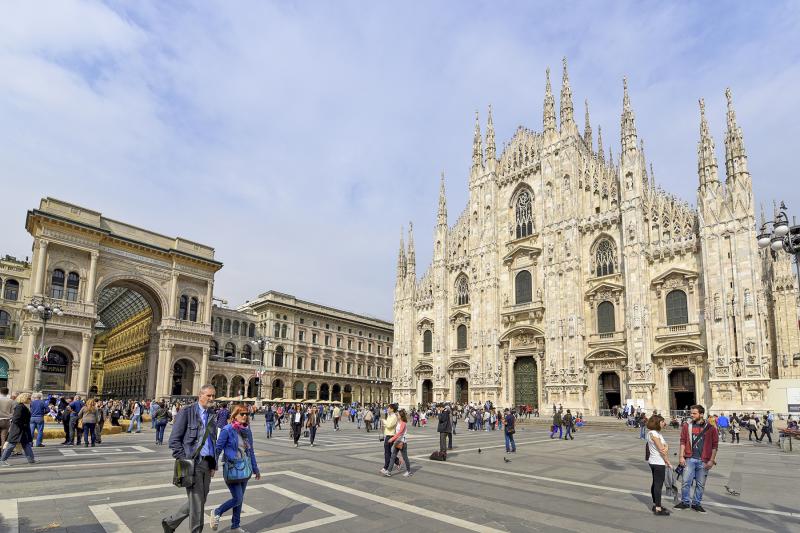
[2,198,221,398]
[392,61,800,414]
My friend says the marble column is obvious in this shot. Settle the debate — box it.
[168,272,179,319]
[205,281,213,325]
[85,251,99,303]
[76,332,92,394]
[33,240,49,296]
[155,343,173,398]
[199,346,209,387]
[22,326,38,390]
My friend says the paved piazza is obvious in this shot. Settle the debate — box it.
[1,419,798,532]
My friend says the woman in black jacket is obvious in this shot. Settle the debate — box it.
[1,392,36,466]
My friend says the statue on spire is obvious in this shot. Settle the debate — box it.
[697,98,719,187]
[485,104,496,163]
[584,99,593,150]
[597,125,605,162]
[560,57,575,132]
[724,88,749,182]
[438,171,447,226]
[543,67,556,135]
[472,110,484,173]
[620,76,638,153]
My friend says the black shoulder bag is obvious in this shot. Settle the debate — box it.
[173,419,212,488]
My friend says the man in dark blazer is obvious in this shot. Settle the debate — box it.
[162,384,218,533]
[437,404,452,453]
[290,403,306,447]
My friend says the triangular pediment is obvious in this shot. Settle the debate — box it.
[651,267,698,285]
[502,245,542,265]
[585,349,627,362]
[449,309,471,322]
[585,280,625,298]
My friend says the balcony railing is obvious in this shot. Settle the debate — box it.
[588,331,626,346]
[655,322,700,339]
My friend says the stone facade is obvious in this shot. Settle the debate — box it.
[392,61,800,414]
[0,254,32,391]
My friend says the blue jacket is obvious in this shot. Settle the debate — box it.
[30,399,48,418]
[215,424,260,475]
[169,403,218,464]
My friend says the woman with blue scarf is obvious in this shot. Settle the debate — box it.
[211,404,261,532]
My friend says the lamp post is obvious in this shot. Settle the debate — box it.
[25,298,63,392]
[250,337,270,400]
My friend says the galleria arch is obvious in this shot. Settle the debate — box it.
[19,198,221,398]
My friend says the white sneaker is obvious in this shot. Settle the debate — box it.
[380,468,387,475]
[384,470,392,477]
[210,512,220,531]
[403,471,413,477]
[0,461,10,467]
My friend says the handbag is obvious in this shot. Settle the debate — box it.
[303,430,310,438]
[223,447,253,484]
[173,417,212,488]
[394,440,404,450]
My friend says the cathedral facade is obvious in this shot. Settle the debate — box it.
[392,61,800,414]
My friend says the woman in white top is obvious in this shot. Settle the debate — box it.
[646,414,672,516]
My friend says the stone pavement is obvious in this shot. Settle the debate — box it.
[0,417,798,532]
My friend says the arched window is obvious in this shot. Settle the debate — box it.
[241,344,252,361]
[209,340,218,355]
[0,310,11,338]
[515,189,534,239]
[224,319,231,333]
[455,276,469,306]
[51,269,65,299]
[248,323,255,338]
[281,324,287,338]
[189,297,198,322]
[66,272,80,301]
[423,329,432,353]
[515,270,532,304]
[294,381,304,399]
[666,290,689,326]
[274,346,284,367]
[457,324,467,350]
[224,342,236,361]
[3,280,19,301]
[273,323,281,338]
[214,317,222,333]
[594,239,617,277]
[179,295,188,320]
[597,301,615,334]
[233,321,240,335]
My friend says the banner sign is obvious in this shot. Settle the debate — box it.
[787,388,800,413]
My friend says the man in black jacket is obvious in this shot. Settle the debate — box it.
[437,405,452,452]
[162,385,218,533]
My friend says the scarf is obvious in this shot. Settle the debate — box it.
[231,420,248,432]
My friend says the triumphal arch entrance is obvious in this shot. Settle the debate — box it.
[19,198,221,399]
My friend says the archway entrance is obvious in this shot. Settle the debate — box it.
[212,374,227,395]
[513,357,538,408]
[598,372,621,411]
[332,383,341,402]
[320,383,330,401]
[669,368,696,412]
[94,281,162,399]
[40,349,72,391]
[171,360,195,396]
[343,384,352,404]
[247,377,259,398]
[307,382,317,400]
[455,378,469,404]
[230,375,245,398]
[293,381,304,399]
[421,379,433,405]
[271,379,284,399]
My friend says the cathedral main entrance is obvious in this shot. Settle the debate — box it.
[455,378,469,403]
[598,372,621,411]
[421,379,433,405]
[669,368,696,412]
[513,356,538,408]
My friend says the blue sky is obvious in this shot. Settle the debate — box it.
[2,1,799,320]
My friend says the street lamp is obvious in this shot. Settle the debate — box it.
[25,297,63,391]
[250,337,271,400]
[758,202,800,276]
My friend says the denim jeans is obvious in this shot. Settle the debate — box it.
[69,414,79,444]
[681,457,708,505]
[216,480,249,529]
[265,421,273,438]
[565,424,573,439]
[155,421,167,444]
[83,423,96,445]
[387,442,411,473]
[127,415,141,433]
[1,441,35,462]
[504,432,516,452]
[30,417,45,446]
[550,425,562,438]
[640,424,647,439]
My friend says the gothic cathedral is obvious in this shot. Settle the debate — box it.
[392,59,800,414]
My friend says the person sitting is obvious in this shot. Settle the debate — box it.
[669,416,680,429]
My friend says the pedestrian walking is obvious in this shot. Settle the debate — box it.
[150,400,159,429]
[291,403,305,447]
[563,409,575,440]
[29,392,47,448]
[729,414,740,444]
[264,405,274,439]
[306,406,320,447]
[363,407,373,432]
[550,411,563,439]
[380,403,398,475]
[126,399,142,434]
[716,413,729,442]
[0,392,36,466]
[162,384,218,533]
[0,387,13,451]
[77,399,99,447]
[332,405,341,431]
[386,409,412,477]
[746,415,759,441]
[210,405,260,532]
[504,408,516,453]
[646,414,671,516]
[154,401,172,445]
[675,405,718,513]
[756,414,773,444]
